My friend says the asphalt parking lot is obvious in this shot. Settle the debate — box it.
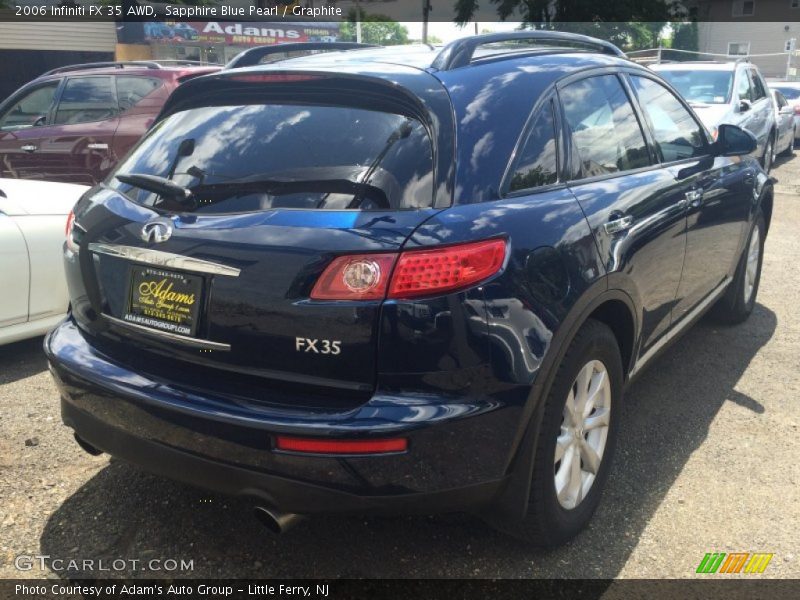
[1,156,798,581]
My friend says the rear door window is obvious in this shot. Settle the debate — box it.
[54,77,117,125]
[631,76,708,162]
[110,104,434,212]
[559,74,650,180]
[508,101,558,192]
[116,76,162,112]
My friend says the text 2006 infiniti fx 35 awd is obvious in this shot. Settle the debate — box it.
[46,33,772,546]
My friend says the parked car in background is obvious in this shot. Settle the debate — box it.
[767,81,800,140]
[771,89,795,156]
[0,178,87,345]
[652,61,777,172]
[0,61,220,185]
[46,34,773,546]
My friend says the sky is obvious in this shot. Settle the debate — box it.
[401,21,523,43]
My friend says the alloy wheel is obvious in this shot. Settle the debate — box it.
[743,225,760,304]
[554,359,611,510]
[764,137,774,172]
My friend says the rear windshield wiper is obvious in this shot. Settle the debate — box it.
[115,173,195,207]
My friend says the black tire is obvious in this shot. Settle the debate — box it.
[761,133,775,173]
[711,212,765,324]
[779,130,795,157]
[515,319,623,546]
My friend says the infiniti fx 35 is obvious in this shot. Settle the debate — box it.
[46,33,772,545]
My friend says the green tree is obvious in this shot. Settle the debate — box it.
[454,0,675,24]
[340,10,409,46]
[671,21,698,54]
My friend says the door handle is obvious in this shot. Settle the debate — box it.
[685,189,704,208]
[603,215,634,235]
[20,144,37,153]
[86,142,109,150]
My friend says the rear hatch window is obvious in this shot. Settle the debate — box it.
[109,103,434,213]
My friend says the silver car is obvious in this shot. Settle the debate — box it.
[652,61,778,172]
[771,89,796,156]
[768,81,800,140]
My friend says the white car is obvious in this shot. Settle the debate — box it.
[767,81,800,140]
[0,178,87,345]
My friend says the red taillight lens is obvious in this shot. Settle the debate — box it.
[65,210,80,253]
[388,238,507,299]
[794,105,800,115]
[275,436,407,455]
[310,253,398,300]
[310,239,507,301]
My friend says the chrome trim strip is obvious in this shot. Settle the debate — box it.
[88,243,240,277]
[629,276,731,378]
[102,314,231,351]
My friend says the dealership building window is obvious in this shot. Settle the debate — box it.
[732,0,756,16]
[728,42,751,56]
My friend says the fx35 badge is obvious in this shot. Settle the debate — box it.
[295,337,341,355]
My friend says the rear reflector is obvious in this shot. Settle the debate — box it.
[275,436,408,455]
[310,238,507,301]
[388,238,507,299]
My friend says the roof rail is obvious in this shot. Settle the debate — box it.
[431,31,626,70]
[43,61,166,75]
[225,42,380,70]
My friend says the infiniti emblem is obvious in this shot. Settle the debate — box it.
[140,218,174,243]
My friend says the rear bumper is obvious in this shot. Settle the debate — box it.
[46,319,523,514]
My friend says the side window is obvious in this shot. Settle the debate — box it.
[54,77,116,125]
[774,91,787,108]
[509,101,558,192]
[749,70,767,100]
[0,83,59,131]
[116,76,162,112]
[631,76,707,162]
[559,74,650,180]
[736,70,753,102]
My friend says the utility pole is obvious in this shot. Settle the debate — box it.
[355,0,362,43]
[422,0,431,44]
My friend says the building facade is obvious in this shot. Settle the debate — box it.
[695,0,800,79]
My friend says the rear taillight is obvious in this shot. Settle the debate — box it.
[388,239,507,299]
[794,105,800,115]
[65,210,79,253]
[310,253,398,300]
[310,239,507,301]
[274,436,407,455]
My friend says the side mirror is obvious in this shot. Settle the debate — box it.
[739,99,751,112]
[712,124,757,157]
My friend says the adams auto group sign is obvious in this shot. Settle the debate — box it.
[136,21,340,46]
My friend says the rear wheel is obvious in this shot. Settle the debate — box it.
[516,319,623,546]
[761,133,775,173]
[711,212,765,324]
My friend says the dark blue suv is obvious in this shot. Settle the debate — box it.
[46,33,772,546]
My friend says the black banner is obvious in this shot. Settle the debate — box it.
[2,579,800,600]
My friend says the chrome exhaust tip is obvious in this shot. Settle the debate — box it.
[253,505,303,534]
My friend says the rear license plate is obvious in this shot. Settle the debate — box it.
[124,266,203,337]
